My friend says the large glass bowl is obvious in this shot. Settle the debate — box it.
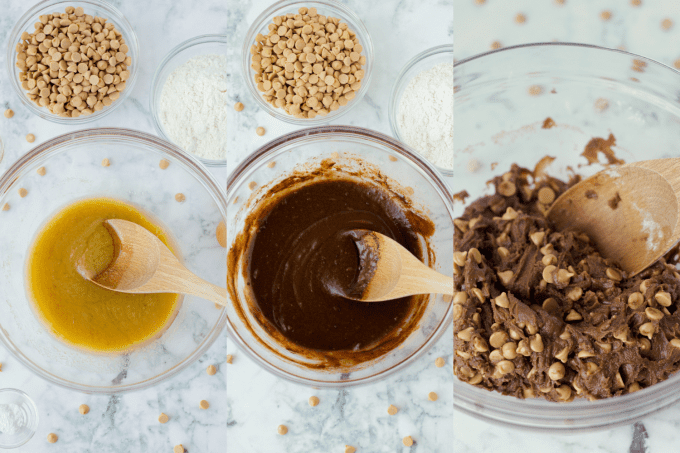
[0,129,226,393]
[454,42,680,432]
[227,125,453,387]
[6,0,139,124]
[389,44,453,177]
[150,34,227,167]
[241,0,374,126]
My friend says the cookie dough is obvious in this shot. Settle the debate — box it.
[454,164,680,401]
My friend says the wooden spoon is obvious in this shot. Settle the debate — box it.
[81,219,226,306]
[346,229,454,302]
[547,158,680,276]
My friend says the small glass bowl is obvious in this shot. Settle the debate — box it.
[6,0,139,124]
[388,44,453,177]
[227,125,453,387]
[0,389,39,449]
[150,34,227,167]
[241,0,374,126]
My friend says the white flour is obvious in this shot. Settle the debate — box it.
[0,403,26,435]
[397,62,453,170]
[159,54,228,161]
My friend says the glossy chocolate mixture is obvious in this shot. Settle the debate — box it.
[248,178,422,352]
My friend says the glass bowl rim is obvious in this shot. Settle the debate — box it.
[149,33,228,167]
[5,0,140,125]
[0,388,38,449]
[388,43,453,177]
[226,124,453,388]
[239,0,375,126]
[0,127,227,394]
[453,41,680,432]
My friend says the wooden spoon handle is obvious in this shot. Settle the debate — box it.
[398,247,454,296]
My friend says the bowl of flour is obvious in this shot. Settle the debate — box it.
[0,389,38,449]
[389,44,453,177]
[150,35,227,167]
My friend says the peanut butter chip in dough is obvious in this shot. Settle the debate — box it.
[159,159,170,169]
[403,436,414,447]
[308,396,319,406]
[207,364,217,375]
[47,433,58,443]
[277,424,288,435]
[37,166,46,176]
[387,404,398,415]
[435,357,445,368]
[428,392,438,401]
[158,413,169,424]
[175,193,186,203]
[79,404,89,414]
[173,445,184,453]
[199,400,210,409]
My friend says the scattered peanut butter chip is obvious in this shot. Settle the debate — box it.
[528,85,543,96]
[37,166,46,176]
[0,363,3,371]
[675,59,680,70]
[159,159,170,169]
[387,404,398,415]
[26,133,35,143]
[388,155,398,162]
[491,41,502,50]
[173,445,184,453]
[18,188,28,198]
[435,357,445,368]
[404,187,414,196]
[234,102,244,112]
[214,303,222,309]
[101,158,110,167]
[600,10,612,21]
[595,98,609,111]
[308,396,319,407]
[2,203,9,211]
[555,0,565,5]
[277,424,288,435]
[403,436,414,447]
[175,193,186,203]
[158,412,169,424]
[216,221,226,248]
[345,446,356,453]
[428,392,438,401]
[47,433,58,443]
[248,181,257,190]
[631,0,641,5]
[662,18,673,30]
[199,399,210,409]
[267,161,276,168]
[233,196,239,204]
[226,354,233,364]
[515,13,526,24]
[475,0,486,4]
[330,152,339,159]
[256,126,266,136]
[207,364,217,376]
[79,404,89,415]
[467,159,480,173]
[4,109,14,118]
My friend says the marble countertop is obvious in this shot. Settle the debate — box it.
[454,1,680,452]
[0,1,228,452]
[226,0,453,452]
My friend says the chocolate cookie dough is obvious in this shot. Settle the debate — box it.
[454,164,680,401]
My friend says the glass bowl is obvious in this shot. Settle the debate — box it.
[241,0,374,126]
[6,0,139,124]
[150,34,227,167]
[0,128,226,394]
[453,42,680,432]
[388,44,453,177]
[227,125,453,387]
[0,389,38,449]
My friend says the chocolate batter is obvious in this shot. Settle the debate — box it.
[455,164,680,402]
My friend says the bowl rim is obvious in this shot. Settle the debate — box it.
[240,0,375,126]
[388,43,453,177]
[5,0,140,125]
[453,41,680,432]
[149,33,228,167]
[226,124,453,388]
[0,128,228,394]
[0,388,38,448]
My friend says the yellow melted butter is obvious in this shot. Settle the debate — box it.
[26,197,181,353]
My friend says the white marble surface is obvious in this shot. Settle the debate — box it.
[454,0,680,452]
[226,0,453,452]
[0,1,227,452]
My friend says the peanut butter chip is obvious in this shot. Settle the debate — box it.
[26,133,35,143]
[4,109,14,118]
[662,18,673,30]
[37,166,46,176]
[18,188,28,198]
[0,363,2,371]
[47,433,58,443]
[344,446,356,453]
[199,399,209,410]
[277,424,288,435]
[600,10,612,21]
[435,357,445,368]
[207,364,217,376]
[248,181,257,190]
[79,404,89,414]
[216,221,226,248]
[491,41,502,50]
[159,159,170,169]
[267,161,276,168]
[387,404,398,415]
[2,203,9,211]
[101,158,110,167]
[631,0,641,5]
[515,13,526,24]
[389,155,398,162]
[226,354,233,364]
[157,412,170,424]
[256,126,265,136]
[173,445,184,453]
[428,392,438,401]
[403,436,414,447]
[175,193,185,203]
[528,85,543,96]
[234,102,244,111]
[308,396,319,406]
